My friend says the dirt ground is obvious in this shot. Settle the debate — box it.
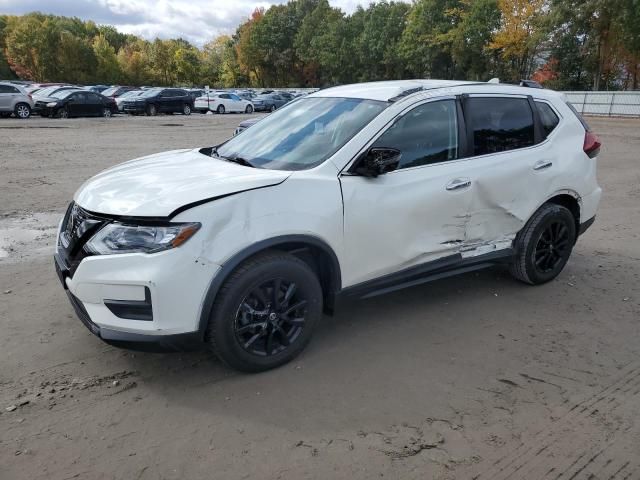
[1,114,639,480]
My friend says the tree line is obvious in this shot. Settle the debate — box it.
[1,0,639,91]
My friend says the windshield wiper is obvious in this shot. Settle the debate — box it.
[211,149,256,168]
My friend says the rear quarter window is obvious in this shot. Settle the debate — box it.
[535,101,560,138]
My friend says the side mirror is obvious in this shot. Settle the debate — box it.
[355,147,401,177]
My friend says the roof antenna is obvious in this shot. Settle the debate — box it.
[487,78,500,84]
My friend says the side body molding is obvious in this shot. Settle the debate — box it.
[197,234,342,337]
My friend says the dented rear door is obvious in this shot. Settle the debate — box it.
[460,95,553,253]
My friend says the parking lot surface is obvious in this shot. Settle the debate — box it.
[1,114,639,479]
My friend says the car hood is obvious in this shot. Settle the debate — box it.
[74,148,291,217]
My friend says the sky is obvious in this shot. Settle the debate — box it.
[0,0,373,46]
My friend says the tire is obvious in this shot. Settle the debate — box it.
[102,108,112,118]
[509,203,576,285]
[146,104,157,116]
[182,104,191,115]
[245,104,254,114]
[269,104,276,112]
[217,104,225,114]
[206,251,323,372]
[57,107,69,119]
[15,103,31,119]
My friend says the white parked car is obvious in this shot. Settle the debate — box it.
[194,92,254,114]
[55,80,601,372]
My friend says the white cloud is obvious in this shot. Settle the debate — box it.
[0,0,376,46]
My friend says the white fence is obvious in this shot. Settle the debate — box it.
[563,91,640,117]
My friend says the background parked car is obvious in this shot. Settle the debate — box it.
[0,82,33,118]
[32,85,80,105]
[123,88,194,116]
[115,90,144,111]
[86,85,109,93]
[194,92,254,114]
[101,86,137,98]
[251,93,288,112]
[234,116,261,135]
[36,90,117,118]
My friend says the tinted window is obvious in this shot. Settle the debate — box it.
[230,94,241,101]
[535,101,559,138]
[372,100,458,170]
[0,85,13,93]
[272,95,282,100]
[467,97,534,155]
[220,94,230,99]
[174,89,187,96]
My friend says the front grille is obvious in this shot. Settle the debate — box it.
[58,202,107,275]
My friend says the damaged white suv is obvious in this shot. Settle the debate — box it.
[55,80,601,372]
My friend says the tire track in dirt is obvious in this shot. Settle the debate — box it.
[472,362,640,479]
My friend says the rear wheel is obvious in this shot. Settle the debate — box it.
[182,103,191,115]
[206,251,323,372]
[269,104,276,112]
[57,107,69,119]
[509,203,576,285]
[245,104,254,113]
[14,103,31,119]
[217,104,225,114]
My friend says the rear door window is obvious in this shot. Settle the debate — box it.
[535,101,560,138]
[466,97,535,155]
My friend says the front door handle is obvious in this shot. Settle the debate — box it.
[446,178,472,191]
[533,160,553,171]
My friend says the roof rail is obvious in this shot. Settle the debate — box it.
[388,87,424,102]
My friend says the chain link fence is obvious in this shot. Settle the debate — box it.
[563,91,640,117]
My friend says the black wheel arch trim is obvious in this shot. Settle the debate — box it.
[196,234,342,338]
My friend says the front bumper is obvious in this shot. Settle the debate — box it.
[54,204,220,352]
[123,104,146,113]
[55,252,212,352]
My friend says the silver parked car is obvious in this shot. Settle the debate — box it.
[0,82,34,119]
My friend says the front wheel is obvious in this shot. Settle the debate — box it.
[269,104,276,112]
[146,104,157,116]
[182,103,191,115]
[102,107,112,118]
[509,203,576,285]
[206,251,323,372]
[245,104,254,113]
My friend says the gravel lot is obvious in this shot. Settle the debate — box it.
[1,114,639,480]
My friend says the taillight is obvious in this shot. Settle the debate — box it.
[583,131,601,158]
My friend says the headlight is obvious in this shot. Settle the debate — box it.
[85,222,201,255]
[46,102,57,107]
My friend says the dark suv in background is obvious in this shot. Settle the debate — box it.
[123,88,194,116]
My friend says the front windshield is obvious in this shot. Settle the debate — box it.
[37,86,59,97]
[216,97,387,170]
[101,87,118,96]
[52,89,79,99]
[139,88,162,98]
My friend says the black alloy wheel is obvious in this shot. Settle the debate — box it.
[206,251,323,372]
[509,203,576,284]
[533,221,571,274]
[234,278,308,357]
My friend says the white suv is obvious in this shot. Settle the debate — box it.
[55,80,602,372]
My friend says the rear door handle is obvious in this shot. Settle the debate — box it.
[533,160,553,171]
[446,178,472,191]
